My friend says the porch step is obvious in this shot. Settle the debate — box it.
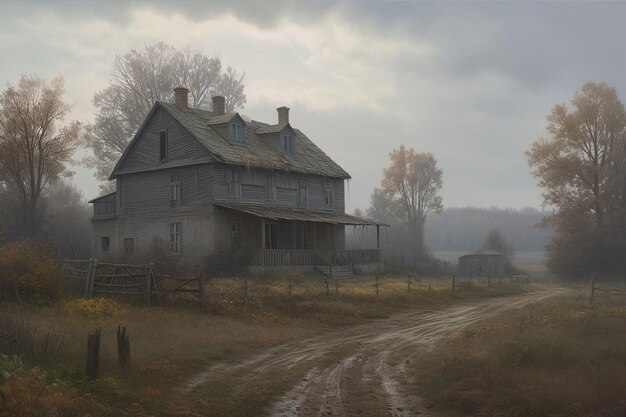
[314,265,354,277]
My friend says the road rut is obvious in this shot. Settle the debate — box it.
[183,287,565,416]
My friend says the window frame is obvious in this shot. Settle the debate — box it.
[159,130,168,162]
[227,169,242,198]
[282,134,294,153]
[324,180,335,209]
[101,236,110,252]
[298,178,308,207]
[123,237,134,256]
[170,173,181,207]
[264,223,277,249]
[230,123,244,144]
[170,222,181,253]
[266,174,276,202]
[295,223,310,250]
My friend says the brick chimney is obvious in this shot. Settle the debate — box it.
[173,87,189,109]
[277,106,290,124]
[212,96,225,116]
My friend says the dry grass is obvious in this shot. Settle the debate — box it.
[0,273,530,416]
[412,290,626,417]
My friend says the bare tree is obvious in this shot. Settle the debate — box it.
[85,42,247,183]
[0,75,81,234]
[380,145,443,263]
[528,81,626,279]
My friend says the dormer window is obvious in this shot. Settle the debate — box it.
[159,131,168,161]
[231,123,244,144]
[282,134,294,153]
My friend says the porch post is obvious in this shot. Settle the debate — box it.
[261,218,266,266]
[376,225,381,264]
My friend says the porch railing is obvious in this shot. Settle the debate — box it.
[257,249,381,266]
[336,249,381,265]
[260,249,316,266]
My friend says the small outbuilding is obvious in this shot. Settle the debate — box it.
[457,251,505,278]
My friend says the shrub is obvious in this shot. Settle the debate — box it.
[59,297,119,318]
[0,239,62,303]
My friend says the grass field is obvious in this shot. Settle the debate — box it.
[412,288,626,416]
[0,273,531,417]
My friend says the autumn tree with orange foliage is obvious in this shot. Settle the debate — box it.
[528,82,626,280]
[381,145,443,266]
[0,75,81,234]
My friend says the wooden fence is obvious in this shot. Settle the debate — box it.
[59,259,201,303]
[589,277,626,305]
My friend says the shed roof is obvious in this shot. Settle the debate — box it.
[110,101,351,180]
[87,191,116,203]
[214,203,386,226]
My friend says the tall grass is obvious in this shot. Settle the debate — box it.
[412,292,626,416]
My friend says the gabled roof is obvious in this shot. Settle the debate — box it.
[109,101,351,180]
[255,122,290,134]
[88,191,116,203]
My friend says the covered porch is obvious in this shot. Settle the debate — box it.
[214,204,385,267]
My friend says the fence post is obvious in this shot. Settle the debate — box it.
[452,275,456,292]
[86,259,98,298]
[589,275,596,305]
[86,327,101,379]
[145,263,154,303]
[198,269,205,310]
[117,325,130,372]
[407,275,411,292]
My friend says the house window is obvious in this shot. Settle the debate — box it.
[325,181,334,209]
[170,174,181,207]
[227,169,241,198]
[298,179,308,207]
[282,134,294,153]
[266,174,276,201]
[124,238,134,255]
[170,223,181,253]
[230,123,244,144]
[231,222,242,249]
[296,224,310,250]
[159,131,168,162]
[264,223,277,249]
[101,236,110,252]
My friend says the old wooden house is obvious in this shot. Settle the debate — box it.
[89,87,383,272]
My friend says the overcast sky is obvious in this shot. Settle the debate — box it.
[2,0,625,212]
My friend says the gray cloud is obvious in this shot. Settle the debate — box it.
[2,0,626,211]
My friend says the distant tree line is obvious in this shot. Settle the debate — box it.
[424,207,551,252]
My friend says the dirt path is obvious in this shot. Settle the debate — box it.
[183,287,566,417]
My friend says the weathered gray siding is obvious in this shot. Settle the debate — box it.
[212,164,345,212]
[120,108,211,172]
[119,165,212,215]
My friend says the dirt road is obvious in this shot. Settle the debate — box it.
[183,287,565,417]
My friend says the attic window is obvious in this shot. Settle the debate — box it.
[159,131,168,161]
[231,123,244,144]
[282,134,294,153]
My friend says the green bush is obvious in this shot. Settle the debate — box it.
[0,239,62,303]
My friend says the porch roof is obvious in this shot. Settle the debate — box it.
[214,203,386,226]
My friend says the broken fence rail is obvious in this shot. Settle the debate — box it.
[58,259,201,303]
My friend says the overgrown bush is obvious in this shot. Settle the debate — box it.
[0,239,62,303]
[0,316,65,365]
[204,246,256,277]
